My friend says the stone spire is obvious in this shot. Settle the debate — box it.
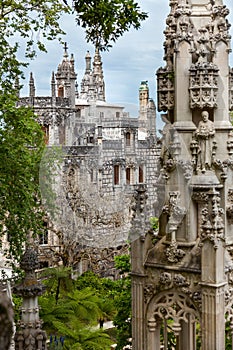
[51,71,56,98]
[15,76,20,98]
[29,72,35,98]
[55,42,77,106]
[14,246,47,350]
[80,47,105,101]
[85,50,92,74]
[138,81,156,136]
[92,46,105,101]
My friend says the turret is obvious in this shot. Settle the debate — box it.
[93,46,105,101]
[55,43,77,106]
[80,47,106,101]
[138,81,156,135]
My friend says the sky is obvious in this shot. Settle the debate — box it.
[21,0,233,120]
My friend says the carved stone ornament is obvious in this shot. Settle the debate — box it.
[173,274,189,287]
[159,272,172,285]
[131,184,150,240]
[229,68,233,111]
[15,327,47,350]
[156,68,175,112]
[144,284,155,304]
[226,189,233,223]
[165,241,185,263]
[227,130,233,156]
[178,160,193,181]
[192,111,216,173]
[200,189,225,247]
[189,62,218,110]
[162,191,186,239]
[211,5,231,45]
[14,247,47,350]
[150,292,199,336]
[192,191,209,203]
[14,248,45,298]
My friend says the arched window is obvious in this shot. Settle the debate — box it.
[126,168,131,184]
[42,125,49,144]
[58,85,64,97]
[126,132,131,146]
[139,165,144,183]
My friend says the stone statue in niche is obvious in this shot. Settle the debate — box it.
[160,115,172,165]
[195,111,215,173]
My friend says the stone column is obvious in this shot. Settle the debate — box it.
[147,318,161,350]
[132,277,145,350]
[180,316,196,350]
[201,285,226,350]
[14,247,47,350]
[200,188,226,350]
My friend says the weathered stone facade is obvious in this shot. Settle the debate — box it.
[18,46,160,274]
[131,0,233,349]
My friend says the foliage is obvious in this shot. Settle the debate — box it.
[40,266,74,304]
[75,271,114,294]
[0,0,148,264]
[0,94,45,264]
[0,0,70,265]
[39,296,73,333]
[150,216,159,231]
[50,322,112,350]
[39,271,114,349]
[225,320,233,350]
[0,0,70,61]
[73,0,148,50]
[75,271,116,321]
[112,254,131,350]
[12,295,22,324]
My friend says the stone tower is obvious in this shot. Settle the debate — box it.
[55,43,77,106]
[131,0,233,349]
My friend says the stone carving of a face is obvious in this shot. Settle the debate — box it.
[202,111,209,122]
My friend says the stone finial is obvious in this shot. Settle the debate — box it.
[51,71,56,98]
[85,50,92,74]
[14,246,47,350]
[130,184,150,242]
[63,42,68,59]
[29,72,35,98]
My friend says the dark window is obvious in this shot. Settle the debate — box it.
[89,136,94,144]
[39,261,49,269]
[139,166,144,183]
[126,168,131,184]
[114,165,120,185]
[42,125,49,144]
[116,112,120,118]
[126,132,131,146]
[90,169,93,182]
[58,85,64,97]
